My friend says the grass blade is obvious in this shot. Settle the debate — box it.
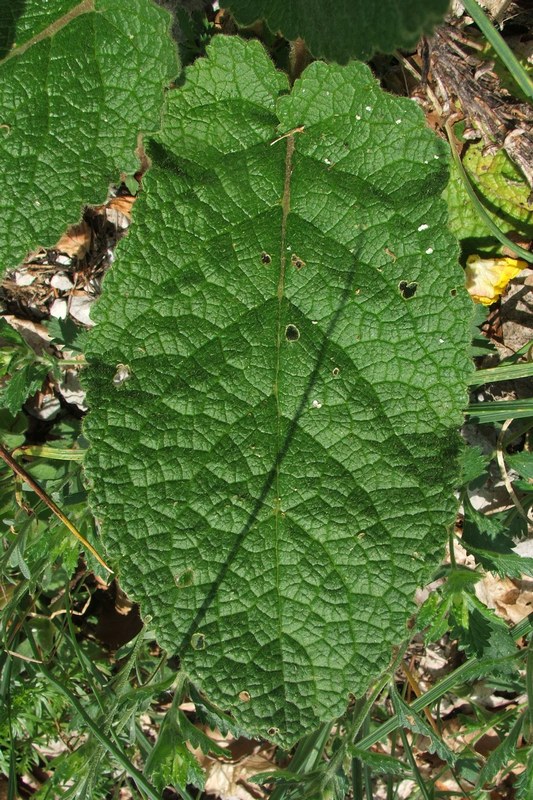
[469,361,533,385]
[466,398,533,422]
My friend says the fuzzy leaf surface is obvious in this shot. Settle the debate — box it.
[0,0,177,270]
[85,37,471,744]
[220,0,449,62]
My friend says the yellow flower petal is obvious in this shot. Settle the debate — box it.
[465,254,526,305]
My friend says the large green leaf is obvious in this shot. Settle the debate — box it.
[84,36,471,744]
[220,0,450,62]
[0,0,177,269]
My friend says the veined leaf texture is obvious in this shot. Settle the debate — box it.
[85,37,471,742]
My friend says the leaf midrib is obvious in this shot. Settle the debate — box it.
[1,0,94,64]
[272,134,296,698]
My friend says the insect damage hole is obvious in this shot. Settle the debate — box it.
[238,690,251,703]
[398,281,418,299]
[191,633,206,650]
[175,568,194,588]
[291,253,305,270]
[261,251,271,264]
[285,324,300,341]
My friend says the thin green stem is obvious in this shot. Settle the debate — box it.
[326,648,408,794]
[351,748,363,800]
[397,725,432,800]
[356,651,522,752]
[268,720,333,800]
[0,442,112,572]
[63,586,107,712]
[24,626,162,800]
[350,698,366,800]
[525,637,533,742]
[1,655,17,800]
[33,666,162,800]
[448,524,458,570]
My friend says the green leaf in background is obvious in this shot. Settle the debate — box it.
[477,711,524,789]
[144,705,209,794]
[220,0,450,62]
[507,452,533,481]
[0,362,50,415]
[348,746,410,777]
[0,0,178,270]
[515,752,533,800]
[391,688,457,766]
[46,316,86,355]
[459,444,489,485]
[444,141,533,250]
[450,596,518,667]
[85,36,471,743]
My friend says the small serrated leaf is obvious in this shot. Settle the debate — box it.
[477,711,524,788]
[459,444,490,485]
[46,317,85,354]
[145,705,207,793]
[1,363,49,415]
[392,690,457,766]
[416,592,451,644]
[451,598,518,668]
[189,684,250,739]
[463,502,533,576]
[349,746,410,777]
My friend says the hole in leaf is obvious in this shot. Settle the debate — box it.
[285,324,300,341]
[332,367,340,377]
[450,288,457,297]
[291,253,305,270]
[191,633,206,650]
[267,727,279,736]
[238,690,251,702]
[398,281,418,299]
[175,568,194,588]
[261,251,271,264]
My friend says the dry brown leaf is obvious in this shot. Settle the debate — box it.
[107,195,135,219]
[191,730,274,800]
[476,572,533,624]
[52,195,134,259]
[203,749,271,800]
[55,220,92,259]
[2,315,53,355]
